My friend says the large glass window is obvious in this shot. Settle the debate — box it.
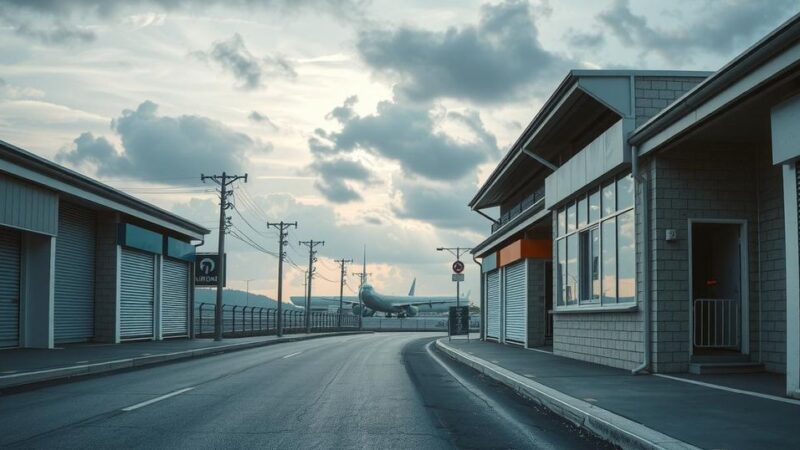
[554,172,635,310]
[557,239,566,306]
[601,218,617,304]
[566,234,578,306]
[617,210,635,303]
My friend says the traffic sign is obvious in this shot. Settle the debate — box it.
[452,273,464,282]
[195,253,226,287]
[452,260,464,273]
[448,306,469,337]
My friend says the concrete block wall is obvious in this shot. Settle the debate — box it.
[634,77,705,128]
[527,259,546,347]
[648,144,786,372]
[94,212,118,343]
[756,148,787,372]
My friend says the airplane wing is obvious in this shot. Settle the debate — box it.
[392,299,456,308]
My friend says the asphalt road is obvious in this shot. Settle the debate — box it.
[0,333,611,449]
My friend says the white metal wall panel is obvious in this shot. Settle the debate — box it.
[0,227,20,348]
[504,260,527,344]
[54,203,96,343]
[162,258,189,336]
[120,248,155,339]
[486,270,500,339]
[0,173,58,236]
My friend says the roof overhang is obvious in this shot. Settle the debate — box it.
[629,14,800,154]
[470,70,710,211]
[472,206,550,258]
[0,139,210,240]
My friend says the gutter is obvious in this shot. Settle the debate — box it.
[631,144,651,375]
[472,254,485,340]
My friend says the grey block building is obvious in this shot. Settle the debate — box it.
[470,15,800,398]
[0,140,209,349]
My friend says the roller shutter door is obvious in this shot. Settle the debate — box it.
[0,227,20,348]
[120,248,155,340]
[54,203,96,343]
[486,270,500,340]
[503,260,526,345]
[162,258,189,337]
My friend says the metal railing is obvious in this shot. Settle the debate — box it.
[693,298,740,348]
[361,316,481,332]
[195,303,359,337]
[491,185,546,233]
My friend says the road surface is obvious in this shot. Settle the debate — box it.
[0,333,610,449]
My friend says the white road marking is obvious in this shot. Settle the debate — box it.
[282,351,302,359]
[425,342,543,446]
[121,387,195,412]
[653,374,800,406]
[75,361,89,364]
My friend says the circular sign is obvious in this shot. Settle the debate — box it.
[452,260,465,274]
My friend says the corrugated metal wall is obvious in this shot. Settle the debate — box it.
[120,248,155,340]
[503,260,527,345]
[162,258,189,337]
[54,203,97,343]
[486,270,500,339]
[0,226,20,348]
[0,173,58,235]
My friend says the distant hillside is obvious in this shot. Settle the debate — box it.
[195,288,300,310]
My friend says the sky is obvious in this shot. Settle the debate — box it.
[0,0,796,301]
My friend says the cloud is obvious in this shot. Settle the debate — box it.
[597,0,798,64]
[56,100,261,182]
[193,33,296,90]
[0,12,96,45]
[392,177,488,233]
[565,30,604,50]
[310,96,499,181]
[248,110,279,130]
[308,157,374,203]
[0,78,45,99]
[355,0,567,103]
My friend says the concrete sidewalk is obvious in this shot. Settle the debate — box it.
[0,332,368,390]
[437,338,800,450]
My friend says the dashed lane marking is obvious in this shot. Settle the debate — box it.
[282,352,302,359]
[121,387,195,412]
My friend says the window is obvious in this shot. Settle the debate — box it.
[589,189,600,223]
[554,172,635,309]
[580,226,600,304]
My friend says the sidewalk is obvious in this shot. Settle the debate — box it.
[0,331,368,390]
[437,338,800,450]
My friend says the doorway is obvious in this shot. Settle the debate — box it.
[689,221,748,356]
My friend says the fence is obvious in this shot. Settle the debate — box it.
[693,298,740,348]
[361,316,481,332]
[195,303,359,337]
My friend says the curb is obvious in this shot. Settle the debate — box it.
[0,331,370,391]
[435,339,699,450]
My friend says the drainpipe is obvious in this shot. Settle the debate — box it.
[473,254,484,340]
[632,144,652,375]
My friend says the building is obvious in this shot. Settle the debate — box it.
[470,15,800,398]
[0,140,209,349]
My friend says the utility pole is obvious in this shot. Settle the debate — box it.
[335,258,353,328]
[351,245,370,330]
[267,221,297,337]
[436,247,472,308]
[201,172,247,341]
[299,240,324,333]
[245,279,254,307]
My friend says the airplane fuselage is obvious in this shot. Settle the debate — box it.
[359,284,463,317]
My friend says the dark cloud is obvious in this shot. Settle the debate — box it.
[248,111,279,130]
[311,96,499,181]
[57,100,259,182]
[193,33,295,90]
[0,10,96,45]
[392,177,487,233]
[308,158,373,203]
[355,0,566,103]
[565,30,604,49]
[597,0,798,64]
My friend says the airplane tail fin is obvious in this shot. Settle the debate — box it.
[464,290,471,300]
[408,278,416,296]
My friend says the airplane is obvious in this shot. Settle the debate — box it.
[289,278,469,318]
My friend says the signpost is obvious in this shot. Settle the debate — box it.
[448,306,470,341]
[195,253,226,287]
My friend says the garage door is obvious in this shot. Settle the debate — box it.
[503,260,526,345]
[0,227,20,348]
[162,258,189,337]
[120,248,155,340]
[54,203,96,343]
[486,270,500,340]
